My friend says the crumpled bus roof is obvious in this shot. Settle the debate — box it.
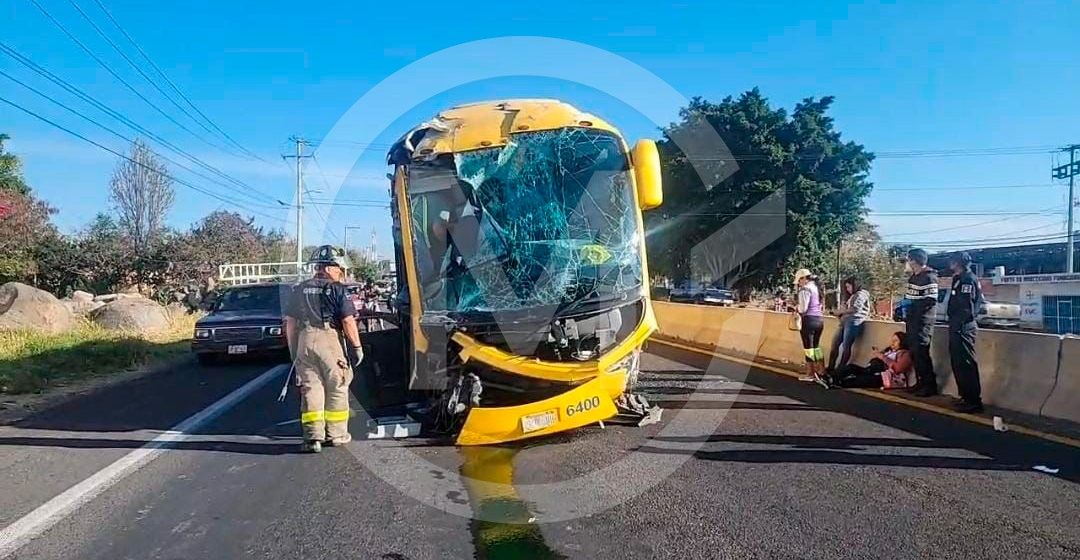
[387,99,621,163]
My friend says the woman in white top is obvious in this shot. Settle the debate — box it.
[826,276,871,375]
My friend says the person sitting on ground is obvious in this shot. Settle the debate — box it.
[830,331,914,389]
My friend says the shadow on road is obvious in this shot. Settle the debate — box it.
[0,436,295,455]
[647,343,1080,483]
[650,399,823,412]
[635,444,1030,472]
[642,386,771,396]
[6,357,282,434]
[653,434,948,449]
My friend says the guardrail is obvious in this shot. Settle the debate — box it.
[218,262,313,286]
[651,301,1079,425]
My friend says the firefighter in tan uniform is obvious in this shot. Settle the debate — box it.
[284,245,363,453]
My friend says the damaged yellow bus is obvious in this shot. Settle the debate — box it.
[386,99,663,445]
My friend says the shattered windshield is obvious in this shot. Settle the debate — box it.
[406,128,642,315]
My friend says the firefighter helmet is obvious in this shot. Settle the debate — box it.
[307,245,352,270]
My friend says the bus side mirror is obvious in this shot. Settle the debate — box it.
[632,139,663,210]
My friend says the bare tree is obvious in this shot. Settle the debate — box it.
[109,139,174,255]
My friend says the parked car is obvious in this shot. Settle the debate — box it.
[696,288,736,306]
[891,291,1021,330]
[932,288,1020,328]
[192,283,290,365]
[669,283,697,303]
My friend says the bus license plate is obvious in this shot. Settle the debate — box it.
[521,409,558,433]
[227,345,248,355]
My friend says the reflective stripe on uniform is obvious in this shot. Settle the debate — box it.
[301,410,325,424]
[325,409,349,423]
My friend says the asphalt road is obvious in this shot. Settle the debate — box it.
[0,337,1077,559]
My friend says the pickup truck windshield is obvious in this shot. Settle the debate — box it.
[407,128,642,314]
[215,286,282,313]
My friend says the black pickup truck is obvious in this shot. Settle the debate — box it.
[192,283,291,365]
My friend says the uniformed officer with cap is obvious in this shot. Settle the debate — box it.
[284,245,363,453]
[904,248,939,397]
[947,251,984,413]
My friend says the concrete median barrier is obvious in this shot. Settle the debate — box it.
[652,302,750,355]
[1040,336,1080,424]
[652,301,1073,422]
[968,329,1060,416]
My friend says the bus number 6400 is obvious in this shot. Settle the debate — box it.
[566,396,601,417]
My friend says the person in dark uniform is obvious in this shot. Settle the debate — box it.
[284,245,363,453]
[904,248,939,397]
[947,252,984,413]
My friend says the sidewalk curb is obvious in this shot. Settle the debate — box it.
[650,336,1080,450]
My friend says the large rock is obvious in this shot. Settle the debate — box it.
[91,298,171,334]
[93,293,141,303]
[0,282,76,334]
[64,291,105,316]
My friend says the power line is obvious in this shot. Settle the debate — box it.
[896,232,1071,249]
[26,0,241,158]
[302,188,343,243]
[323,139,1057,159]
[884,225,1068,247]
[86,0,267,162]
[0,94,286,223]
[304,201,391,208]
[664,210,1054,218]
[307,199,389,206]
[874,183,1058,192]
[64,0,221,146]
[686,145,1058,162]
[300,157,343,244]
[0,42,278,206]
[0,68,282,209]
[886,207,1062,237]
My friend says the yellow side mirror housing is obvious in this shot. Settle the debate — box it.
[632,139,663,210]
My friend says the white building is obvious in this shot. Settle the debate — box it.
[992,270,1080,333]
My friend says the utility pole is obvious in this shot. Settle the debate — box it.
[369,228,378,262]
[344,226,365,256]
[283,137,313,269]
[835,238,843,309]
[1053,145,1080,273]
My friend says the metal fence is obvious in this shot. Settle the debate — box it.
[218,262,313,286]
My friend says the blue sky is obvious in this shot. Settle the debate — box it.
[2,0,1078,258]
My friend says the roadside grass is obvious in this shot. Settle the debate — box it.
[0,314,199,395]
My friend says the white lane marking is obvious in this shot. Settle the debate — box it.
[0,364,288,558]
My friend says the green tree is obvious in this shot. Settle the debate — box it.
[647,89,874,293]
[65,214,134,294]
[172,211,270,284]
[346,250,380,283]
[0,188,56,286]
[0,134,31,196]
[826,223,908,314]
[30,233,82,296]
